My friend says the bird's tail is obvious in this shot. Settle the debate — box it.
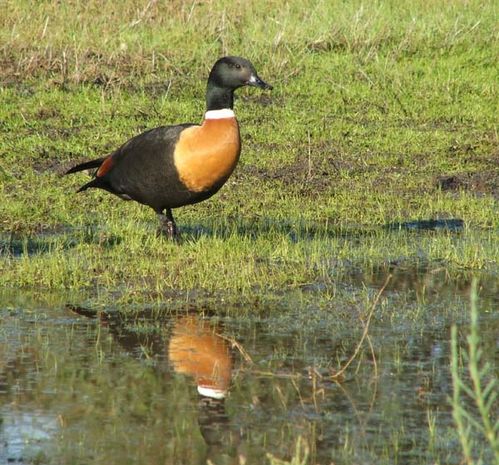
[77,178,105,193]
[65,157,105,175]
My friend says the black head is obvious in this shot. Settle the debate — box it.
[208,56,272,91]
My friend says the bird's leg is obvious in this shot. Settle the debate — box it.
[157,208,178,240]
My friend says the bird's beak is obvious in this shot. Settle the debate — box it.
[247,74,273,90]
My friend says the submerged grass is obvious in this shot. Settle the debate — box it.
[2,279,495,465]
[0,0,497,302]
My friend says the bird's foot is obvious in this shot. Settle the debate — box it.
[157,213,180,241]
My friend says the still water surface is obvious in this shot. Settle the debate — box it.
[0,263,497,464]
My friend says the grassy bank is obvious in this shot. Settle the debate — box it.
[0,0,497,301]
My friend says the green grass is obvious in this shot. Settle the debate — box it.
[451,280,499,465]
[0,0,497,302]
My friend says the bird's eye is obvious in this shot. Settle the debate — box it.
[235,64,241,69]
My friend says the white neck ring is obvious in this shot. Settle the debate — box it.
[197,385,227,399]
[204,109,235,120]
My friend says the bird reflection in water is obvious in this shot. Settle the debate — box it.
[67,306,241,463]
[169,315,239,462]
[169,315,232,400]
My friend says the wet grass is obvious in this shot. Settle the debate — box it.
[1,0,498,303]
[1,220,497,306]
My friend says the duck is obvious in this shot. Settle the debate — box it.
[65,56,272,239]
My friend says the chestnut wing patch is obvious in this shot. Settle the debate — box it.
[96,155,115,178]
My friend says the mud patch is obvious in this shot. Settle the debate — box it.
[436,170,499,198]
[32,154,69,175]
[239,149,352,195]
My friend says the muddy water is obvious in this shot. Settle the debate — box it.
[0,265,497,465]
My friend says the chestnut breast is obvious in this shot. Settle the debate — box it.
[173,117,241,193]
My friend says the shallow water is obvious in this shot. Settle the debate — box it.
[0,264,497,465]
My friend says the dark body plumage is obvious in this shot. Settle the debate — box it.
[73,124,200,209]
[66,56,272,238]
